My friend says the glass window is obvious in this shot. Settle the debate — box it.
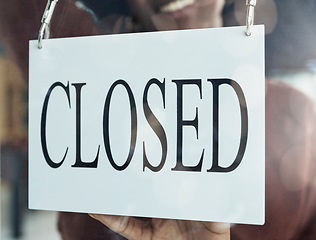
[1,1,316,239]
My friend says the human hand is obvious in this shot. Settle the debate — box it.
[89,214,230,240]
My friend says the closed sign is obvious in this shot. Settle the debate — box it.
[29,25,265,225]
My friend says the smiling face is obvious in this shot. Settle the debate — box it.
[127,0,225,31]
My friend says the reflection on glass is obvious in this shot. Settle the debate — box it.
[1,0,316,239]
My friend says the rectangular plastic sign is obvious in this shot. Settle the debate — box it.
[29,25,265,225]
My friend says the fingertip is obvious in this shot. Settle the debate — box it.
[89,213,98,220]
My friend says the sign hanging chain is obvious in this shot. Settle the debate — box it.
[38,0,58,49]
[246,0,257,36]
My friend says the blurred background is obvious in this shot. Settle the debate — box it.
[1,0,316,239]
[0,39,60,239]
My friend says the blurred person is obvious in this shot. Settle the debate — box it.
[1,0,316,239]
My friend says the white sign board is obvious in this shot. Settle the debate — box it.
[29,26,265,225]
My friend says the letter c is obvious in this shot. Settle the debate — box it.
[41,82,71,168]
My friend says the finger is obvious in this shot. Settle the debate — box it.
[89,214,152,240]
[202,222,230,239]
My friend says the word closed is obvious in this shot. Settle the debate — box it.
[41,78,248,173]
